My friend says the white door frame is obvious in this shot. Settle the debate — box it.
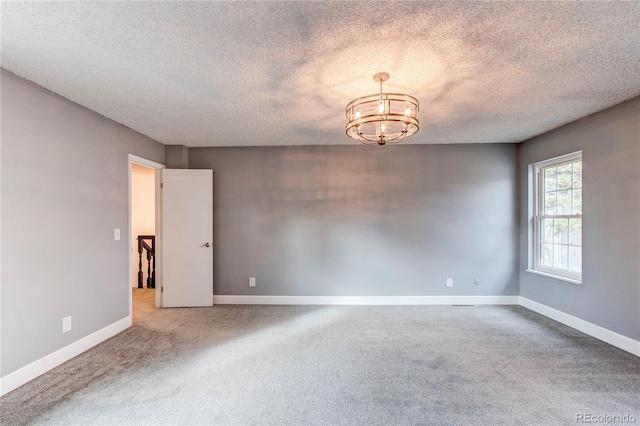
[128,154,165,316]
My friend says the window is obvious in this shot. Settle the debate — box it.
[532,152,582,283]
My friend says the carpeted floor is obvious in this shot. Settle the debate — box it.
[1,289,639,425]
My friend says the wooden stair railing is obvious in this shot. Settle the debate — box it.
[137,235,155,289]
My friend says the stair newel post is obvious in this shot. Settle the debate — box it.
[146,249,151,288]
[151,237,156,289]
[137,237,143,289]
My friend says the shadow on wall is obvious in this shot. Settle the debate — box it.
[203,145,518,296]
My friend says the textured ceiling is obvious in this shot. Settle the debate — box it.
[2,2,639,147]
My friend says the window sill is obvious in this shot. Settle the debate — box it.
[526,269,582,285]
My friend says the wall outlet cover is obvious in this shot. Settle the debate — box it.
[62,316,72,333]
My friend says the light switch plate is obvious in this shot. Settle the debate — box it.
[114,228,121,240]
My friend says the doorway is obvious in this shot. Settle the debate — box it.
[128,154,164,320]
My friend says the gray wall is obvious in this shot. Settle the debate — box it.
[189,144,519,297]
[165,145,189,169]
[519,96,640,340]
[1,70,165,376]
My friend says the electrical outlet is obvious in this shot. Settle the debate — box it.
[446,278,453,288]
[62,316,72,333]
[249,277,256,287]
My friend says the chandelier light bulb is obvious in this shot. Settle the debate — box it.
[345,72,419,146]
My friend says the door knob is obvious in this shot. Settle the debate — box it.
[201,242,211,248]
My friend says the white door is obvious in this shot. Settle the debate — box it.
[161,169,213,307]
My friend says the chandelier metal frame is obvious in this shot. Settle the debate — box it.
[345,72,419,146]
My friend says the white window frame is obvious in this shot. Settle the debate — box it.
[530,151,582,284]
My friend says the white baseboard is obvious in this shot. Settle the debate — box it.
[0,316,132,396]
[520,297,640,357]
[213,295,520,305]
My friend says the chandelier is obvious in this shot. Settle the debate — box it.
[345,72,419,145]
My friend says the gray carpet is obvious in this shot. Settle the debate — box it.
[1,290,639,425]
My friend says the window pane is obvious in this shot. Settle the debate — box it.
[569,246,582,273]
[544,192,557,215]
[557,170,572,190]
[534,155,582,278]
[545,167,557,192]
[572,161,582,188]
[569,218,582,246]
[557,190,572,214]
[572,188,582,214]
[554,218,569,244]
[558,163,572,174]
[542,218,554,243]
[554,244,568,271]
[540,243,553,267]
